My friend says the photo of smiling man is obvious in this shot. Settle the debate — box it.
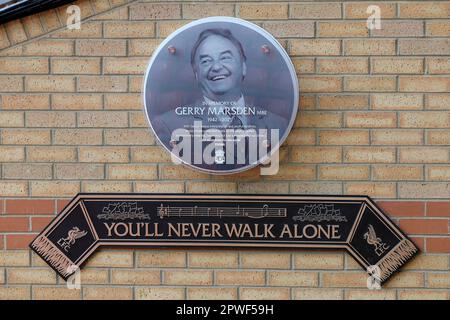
[144,17,298,174]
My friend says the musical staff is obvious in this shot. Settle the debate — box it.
[157,203,286,219]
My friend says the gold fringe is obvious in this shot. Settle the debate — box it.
[376,239,418,281]
[30,235,76,278]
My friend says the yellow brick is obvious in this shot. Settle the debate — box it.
[157,21,189,38]
[84,287,133,300]
[401,112,450,128]
[23,39,74,56]
[0,111,24,127]
[51,21,102,38]
[26,111,75,127]
[135,287,185,300]
[262,21,314,38]
[135,181,184,193]
[294,252,344,270]
[90,0,110,12]
[291,3,341,19]
[344,147,395,163]
[266,165,316,181]
[1,94,50,110]
[318,95,369,110]
[238,182,289,194]
[130,3,181,20]
[292,58,315,75]
[269,271,318,287]
[105,94,141,110]
[7,268,56,284]
[0,147,25,162]
[187,288,237,300]
[4,20,28,44]
[285,129,316,145]
[137,250,186,268]
[293,288,342,300]
[0,251,29,266]
[54,129,103,145]
[0,25,9,49]
[82,181,132,193]
[426,94,450,110]
[400,76,450,93]
[26,76,75,92]
[322,272,367,288]
[345,182,397,198]
[76,39,126,56]
[345,112,397,128]
[104,21,155,38]
[403,255,449,271]
[78,147,128,162]
[296,112,342,128]
[52,58,101,74]
[105,129,154,145]
[290,39,341,56]
[291,146,342,163]
[301,77,342,93]
[33,287,81,300]
[238,3,288,20]
[319,22,368,37]
[85,250,133,268]
[345,289,396,300]
[427,22,450,37]
[39,9,62,32]
[428,58,450,74]
[0,287,30,300]
[108,164,157,180]
[2,129,50,145]
[371,129,423,146]
[240,288,290,300]
[79,269,109,284]
[104,57,148,75]
[318,58,368,74]
[3,164,52,179]
[373,21,424,37]
[131,146,171,163]
[344,3,396,19]
[188,251,238,268]
[0,76,23,92]
[427,130,450,145]
[186,182,237,194]
[427,166,450,181]
[91,6,128,20]
[160,165,210,180]
[130,112,147,127]
[400,39,450,56]
[372,58,423,74]
[52,94,103,110]
[399,147,449,163]
[0,58,48,74]
[111,270,160,285]
[27,146,76,162]
[345,76,396,92]
[78,111,128,127]
[31,181,79,197]
[129,39,161,56]
[22,15,44,38]
[291,181,342,195]
[78,76,128,92]
[241,252,290,269]
[319,130,369,145]
[398,182,450,199]
[372,93,423,110]
[182,3,234,19]
[216,271,265,286]
[319,165,370,180]
[344,39,396,56]
[398,289,449,300]
[164,270,212,285]
[55,164,104,179]
[384,272,424,288]
[400,2,450,18]
[373,165,423,181]
[0,182,28,196]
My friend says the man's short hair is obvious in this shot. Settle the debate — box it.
[190,28,246,71]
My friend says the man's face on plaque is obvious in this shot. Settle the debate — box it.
[194,35,246,101]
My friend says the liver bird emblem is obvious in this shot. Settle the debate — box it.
[63,227,88,245]
[363,224,390,256]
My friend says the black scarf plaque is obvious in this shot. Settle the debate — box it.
[30,194,418,284]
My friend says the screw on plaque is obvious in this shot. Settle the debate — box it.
[168,46,176,54]
[261,44,270,54]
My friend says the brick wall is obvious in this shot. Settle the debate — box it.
[0,0,449,299]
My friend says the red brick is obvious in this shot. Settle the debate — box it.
[427,238,450,253]
[427,202,450,217]
[31,217,53,232]
[5,200,54,215]
[0,236,3,249]
[0,200,3,214]
[410,237,425,251]
[6,234,37,249]
[377,201,425,217]
[399,219,448,235]
[0,217,29,232]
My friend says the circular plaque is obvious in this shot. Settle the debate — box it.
[143,17,298,174]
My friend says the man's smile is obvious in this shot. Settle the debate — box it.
[209,74,229,81]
